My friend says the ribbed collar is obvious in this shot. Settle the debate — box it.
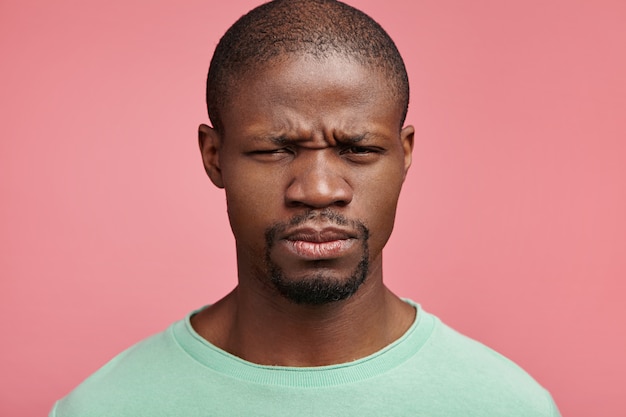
[171,299,435,387]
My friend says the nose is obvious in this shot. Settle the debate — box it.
[285,151,353,209]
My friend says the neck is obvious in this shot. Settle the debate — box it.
[191,272,415,366]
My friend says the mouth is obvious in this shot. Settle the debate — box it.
[280,227,358,260]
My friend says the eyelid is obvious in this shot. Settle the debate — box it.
[341,144,384,152]
[246,147,294,158]
[340,145,383,154]
[344,146,369,153]
[259,148,289,153]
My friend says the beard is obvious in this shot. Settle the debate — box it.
[264,209,370,305]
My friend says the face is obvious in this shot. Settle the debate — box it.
[200,55,413,305]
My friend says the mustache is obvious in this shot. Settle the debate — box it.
[265,209,369,248]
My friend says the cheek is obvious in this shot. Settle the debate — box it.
[356,169,405,248]
[368,191,401,240]
[223,171,285,239]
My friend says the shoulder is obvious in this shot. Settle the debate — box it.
[426,315,539,383]
[411,310,560,416]
[50,320,195,417]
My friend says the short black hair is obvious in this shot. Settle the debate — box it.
[206,0,410,133]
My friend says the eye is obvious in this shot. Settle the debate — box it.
[247,148,294,161]
[252,148,289,154]
[340,145,383,156]
[344,146,374,154]
[339,145,384,163]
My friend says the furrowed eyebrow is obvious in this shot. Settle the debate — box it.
[335,133,367,144]
[336,132,394,145]
[249,132,381,145]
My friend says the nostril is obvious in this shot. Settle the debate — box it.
[284,183,353,209]
[284,159,353,208]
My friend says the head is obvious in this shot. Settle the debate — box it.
[206,0,409,135]
[200,0,413,305]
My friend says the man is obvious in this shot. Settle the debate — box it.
[51,0,560,415]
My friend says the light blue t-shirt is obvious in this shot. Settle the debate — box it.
[51,301,560,416]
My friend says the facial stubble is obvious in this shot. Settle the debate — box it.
[264,210,370,305]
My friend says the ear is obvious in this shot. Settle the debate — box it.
[198,124,224,188]
[400,125,415,179]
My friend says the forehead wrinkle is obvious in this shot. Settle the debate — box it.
[240,102,394,147]
[244,125,314,145]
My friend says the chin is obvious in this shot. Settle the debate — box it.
[268,256,369,305]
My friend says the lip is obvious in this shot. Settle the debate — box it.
[283,227,355,242]
[279,227,358,260]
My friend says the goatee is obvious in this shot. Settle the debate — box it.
[264,209,370,305]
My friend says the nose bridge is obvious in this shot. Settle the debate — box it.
[285,149,352,208]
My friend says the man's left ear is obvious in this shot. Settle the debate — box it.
[400,125,415,179]
[198,124,224,188]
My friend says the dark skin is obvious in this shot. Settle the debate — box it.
[195,54,415,366]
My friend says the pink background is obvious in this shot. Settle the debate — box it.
[2,0,625,415]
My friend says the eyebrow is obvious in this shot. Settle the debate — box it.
[334,133,368,144]
[252,132,373,146]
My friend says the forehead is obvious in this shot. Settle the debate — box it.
[220,55,403,135]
